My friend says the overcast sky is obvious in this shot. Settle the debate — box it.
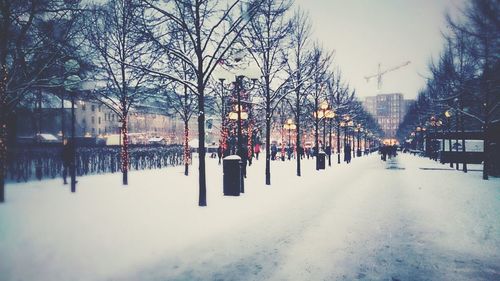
[293,0,466,100]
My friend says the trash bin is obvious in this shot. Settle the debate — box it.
[317,151,326,170]
[223,155,242,196]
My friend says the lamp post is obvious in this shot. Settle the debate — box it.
[325,110,335,166]
[314,101,334,169]
[445,110,453,168]
[283,118,296,160]
[416,126,422,151]
[229,75,255,192]
[219,78,229,156]
[355,124,363,157]
[336,115,341,164]
[63,59,81,193]
[214,54,259,192]
[347,119,354,159]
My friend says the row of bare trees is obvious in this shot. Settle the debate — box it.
[0,0,382,205]
[396,0,499,180]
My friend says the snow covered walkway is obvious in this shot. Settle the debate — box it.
[1,153,499,281]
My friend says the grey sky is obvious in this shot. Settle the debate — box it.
[293,0,466,100]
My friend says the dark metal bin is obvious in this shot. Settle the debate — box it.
[223,155,242,196]
[318,151,326,170]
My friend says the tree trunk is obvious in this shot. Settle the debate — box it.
[184,121,189,176]
[314,99,319,170]
[265,92,271,185]
[0,63,7,202]
[482,53,490,180]
[295,112,301,177]
[121,114,129,185]
[0,115,6,203]
[483,123,489,180]
[295,71,302,176]
[198,90,207,206]
[337,125,341,164]
[70,94,76,192]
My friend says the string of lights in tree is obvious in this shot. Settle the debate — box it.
[247,124,253,158]
[184,127,190,165]
[220,118,228,152]
[121,118,129,173]
[0,65,7,172]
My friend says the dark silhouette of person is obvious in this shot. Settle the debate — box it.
[62,139,73,184]
[344,143,352,163]
[298,145,304,159]
[380,145,388,161]
[254,143,260,160]
[217,144,223,165]
[271,143,277,160]
[287,145,293,160]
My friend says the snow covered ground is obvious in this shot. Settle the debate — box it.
[1,153,499,281]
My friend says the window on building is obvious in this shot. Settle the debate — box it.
[91,116,95,124]
[98,117,101,124]
[98,105,102,112]
[92,128,95,134]
[91,105,95,112]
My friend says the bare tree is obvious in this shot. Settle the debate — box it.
[401,1,500,179]
[163,34,198,176]
[284,10,329,175]
[140,0,262,206]
[0,0,81,202]
[303,44,333,170]
[327,70,356,164]
[241,0,293,184]
[83,0,156,185]
[446,1,500,179]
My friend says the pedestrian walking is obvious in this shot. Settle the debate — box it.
[345,143,352,164]
[254,143,260,160]
[217,144,223,165]
[380,145,388,161]
[61,139,73,185]
[271,143,277,160]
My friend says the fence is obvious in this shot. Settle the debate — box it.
[6,144,184,183]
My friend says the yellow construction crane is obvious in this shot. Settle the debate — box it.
[364,61,411,92]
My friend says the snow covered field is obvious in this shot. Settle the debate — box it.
[1,153,499,281]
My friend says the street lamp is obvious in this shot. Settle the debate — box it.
[355,124,363,157]
[335,115,342,164]
[324,110,335,166]
[416,125,422,151]
[283,118,296,160]
[214,57,259,193]
[63,59,81,193]
[345,117,354,161]
[314,101,334,169]
[444,110,453,168]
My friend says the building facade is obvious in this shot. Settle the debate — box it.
[14,93,203,145]
[363,93,414,138]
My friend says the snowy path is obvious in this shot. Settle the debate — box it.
[1,153,499,281]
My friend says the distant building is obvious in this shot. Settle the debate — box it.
[363,93,414,138]
[13,92,201,145]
